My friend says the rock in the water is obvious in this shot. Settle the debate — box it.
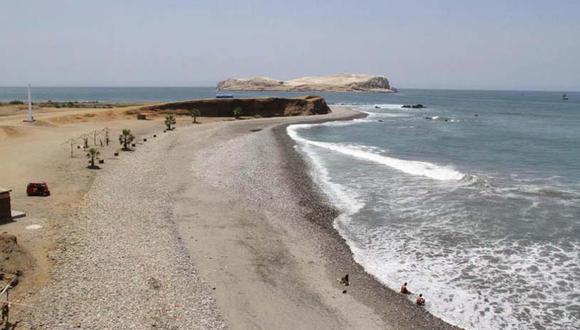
[402,104,425,109]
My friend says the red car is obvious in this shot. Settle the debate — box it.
[26,182,50,196]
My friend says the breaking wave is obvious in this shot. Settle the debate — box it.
[288,124,465,182]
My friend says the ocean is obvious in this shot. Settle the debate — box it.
[2,87,578,329]
[288,89,580,330]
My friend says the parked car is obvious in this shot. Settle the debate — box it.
[26,182,50,196]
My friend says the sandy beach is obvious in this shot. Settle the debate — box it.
[1,105,457,329]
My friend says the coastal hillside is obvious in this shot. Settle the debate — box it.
[144,96,331,117]
[217,74,393,93]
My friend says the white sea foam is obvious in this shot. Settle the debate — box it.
[369,103,407,110]
[353,229,580,330]
[288,124,464,181]
[297,143,362,213]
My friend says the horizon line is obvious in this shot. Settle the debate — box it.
[0,86,577,93]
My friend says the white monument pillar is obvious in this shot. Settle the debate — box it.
[24,84,35,122]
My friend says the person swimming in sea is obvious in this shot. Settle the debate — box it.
[400,282,410,294]
[416,293,425,306]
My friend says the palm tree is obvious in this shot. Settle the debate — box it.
[119,129,135,151]
[233,107,242,119]
[190,108,201,123]
[86,147,100,168]
[165,115,176,130]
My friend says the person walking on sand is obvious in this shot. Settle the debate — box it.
[416,293,425,306]
[400,282,410,294]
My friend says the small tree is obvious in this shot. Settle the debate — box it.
[233,107,242,119]
[165,115,176,130]
[190,108,201,123]
[86,147,100,169]
[119,129,135,151]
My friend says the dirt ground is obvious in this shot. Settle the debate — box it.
[0,104,227,309]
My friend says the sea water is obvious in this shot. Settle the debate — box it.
[0,86,217,103]
[288,90,580,329]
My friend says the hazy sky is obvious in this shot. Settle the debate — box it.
[1,0,579,90]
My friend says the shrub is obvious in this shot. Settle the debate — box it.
[86,147,100,169]
[119,129,135,151]
[233,107,242,119]
[165,115,176,130]
[190,108,201,123]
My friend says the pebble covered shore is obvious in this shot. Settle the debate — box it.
[19,133,225,329]
[16,108,457,329]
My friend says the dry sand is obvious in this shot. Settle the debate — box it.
[0,105,457,329]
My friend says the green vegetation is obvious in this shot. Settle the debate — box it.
[86,147,100,169]
[233,107,242,119]
[190,108,201,123]
[8,100,24,105]
[119,129,135,151]
[165,115,176,130]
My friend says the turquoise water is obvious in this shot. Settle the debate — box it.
[289,90,580,329]
[2,87,578,329]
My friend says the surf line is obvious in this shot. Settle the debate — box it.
[287,125,464,181]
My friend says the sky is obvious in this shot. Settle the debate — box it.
[1,0,579,90]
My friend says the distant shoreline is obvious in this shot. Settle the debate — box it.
[0,87,577,104]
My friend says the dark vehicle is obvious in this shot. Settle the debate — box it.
[26,182,50,196]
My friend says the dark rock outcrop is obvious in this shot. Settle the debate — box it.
[402,104,425,109]
[143,96,331,117]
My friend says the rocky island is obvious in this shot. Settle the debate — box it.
[217,73,394,93]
